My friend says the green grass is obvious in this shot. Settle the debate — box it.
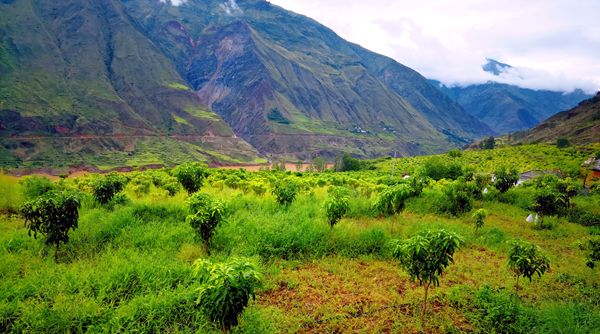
[1,167,599,333]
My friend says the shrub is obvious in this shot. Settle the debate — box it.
[193,258,263,333]
[585,237,600,269]
[322,186,350,229]
[173,162,209,195]
[272,178,299,206]
[18,175,54,200]
[186,193,226,255]
[163,177,181,196]
[250,182,267,196]
[529,187,568,228]
[392,229,463,321]
[92,176,125,205]
[472,209,488,234]
[507,239,550,292]
[130,174,152,198]
[438,181,474,217]
[20,190,85,260]
[373,183,415,232]
[492,165,520,195]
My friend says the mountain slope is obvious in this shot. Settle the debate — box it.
[429,59,592,135]
[121,0,494,159]
[0,0,264,170]
[498,94,600,146]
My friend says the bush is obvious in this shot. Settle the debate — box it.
[186,193,226,255]
[20,190,85,260]
[92,176,125,205]
[507,239,550,292]
[322,186,350,229]
[163,177,181,196]
[18,175,54,200]
[272,178,299,206]
[193,258,263,332]
[173,162,209,195]
[492,165,520,194]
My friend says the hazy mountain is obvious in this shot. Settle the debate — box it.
[0,0,495,170]
[429,59,592,135]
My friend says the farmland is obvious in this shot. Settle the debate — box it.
[1,144,600,333]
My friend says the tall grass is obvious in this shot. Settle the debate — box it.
[0,171,23,213]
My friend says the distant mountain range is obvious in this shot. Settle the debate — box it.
[0,0,494,170]
[429,59,592,135]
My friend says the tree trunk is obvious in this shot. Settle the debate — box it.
[421,281,431,322]
[204,240,211,256]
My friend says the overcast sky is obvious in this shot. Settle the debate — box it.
[268,0,600,94]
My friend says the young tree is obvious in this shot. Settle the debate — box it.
[279,158,287,171]
[480,136,496,150]
[472,209,488,234]
[529,187,568,228]
[186,193,226,255]
[163,177,181,196]
[322,186,350,229]
[373,184,415,233]
[272,178,300,206]
[92,176,125,205]
[271,160,279,173]
[448,149,462,160]
[194,257,263,333]
[334,152,342,172]
[507,239,550,293]
[21,190,85,261]
[341,152,361,172]
[173,162,209,195]
[392,229,463,321]
[314,157,325,173]
[491,165,520,195]
[295,160,304,172]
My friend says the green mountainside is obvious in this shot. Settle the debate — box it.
[496,95,600,146]
[429,59,592,135]
[0,0,264,170]
[1,0,495,170]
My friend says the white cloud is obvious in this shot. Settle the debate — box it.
[158,0,186,6]
[220,0,243,16]
[269,0,600,94]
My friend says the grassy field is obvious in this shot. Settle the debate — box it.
[1,146,600,333]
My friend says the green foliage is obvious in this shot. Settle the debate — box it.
[295,160,303,172]
[173,163,209,195]
[163,177,181,196]
[18,175,55,201]
[373,184,415,217]
[341,152,361,172]
[556,137,571,148]
[481,136,496,150]
[472,209,488,233]
[529,187,568,227]
[130,174,152,198]
[0,171,23,213]
[391,229,463,320]
[92,176,125,205]
[20,190,85,259]
[448,149,462,159]
[437,180,474,216]
[584,237,600,269]
[267,108,289,124]
[186,193,226,255]
[58,174,68,179]
[322,186,350,228]
[314,157,325,173]
[193,258,263,332]
[507,239,550,290]
[492,165,520,194]
[272,178,300,206]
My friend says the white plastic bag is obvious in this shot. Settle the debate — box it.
[483,188,488,194]
[535,214,538,225]
[526,214,533,223]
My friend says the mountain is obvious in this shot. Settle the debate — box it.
[0,0,495,170]
[429,59,593,135]
[496,94,600,146]
[0,0,266,170]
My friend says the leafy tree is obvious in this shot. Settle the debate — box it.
[295,160,303,172]
[322,186,350,229]
[448,149,462,160]
[422,156,449,181]
[341,152,361,172]
[585,237,600,270]
[92,176,125,205]
[334,152,342,172]
[186,193,226,255]
[507,239,550,292]
[272,178,300,206]
[279,158,287,172]
[438,180,474,216]
[447,162,463,181]
[472,209,488,234]
[556,137,571,149]
[314,157,325,173]
[172,163,209,195]
[163,177,181,196]
[21,190,85,261]
[480,136,496,150]
[271,161,279,172]
[392,229,463,321]
[492,165,520,194]
[373,184,415,232]
[193,258,263,333]
[305,162,315,173]
[529,187,568,228]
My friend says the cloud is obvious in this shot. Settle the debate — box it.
[158,0,186,5]
[220,0,243,16]
[269,0,600,94]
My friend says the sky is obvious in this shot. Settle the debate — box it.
[266,0,600,94]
